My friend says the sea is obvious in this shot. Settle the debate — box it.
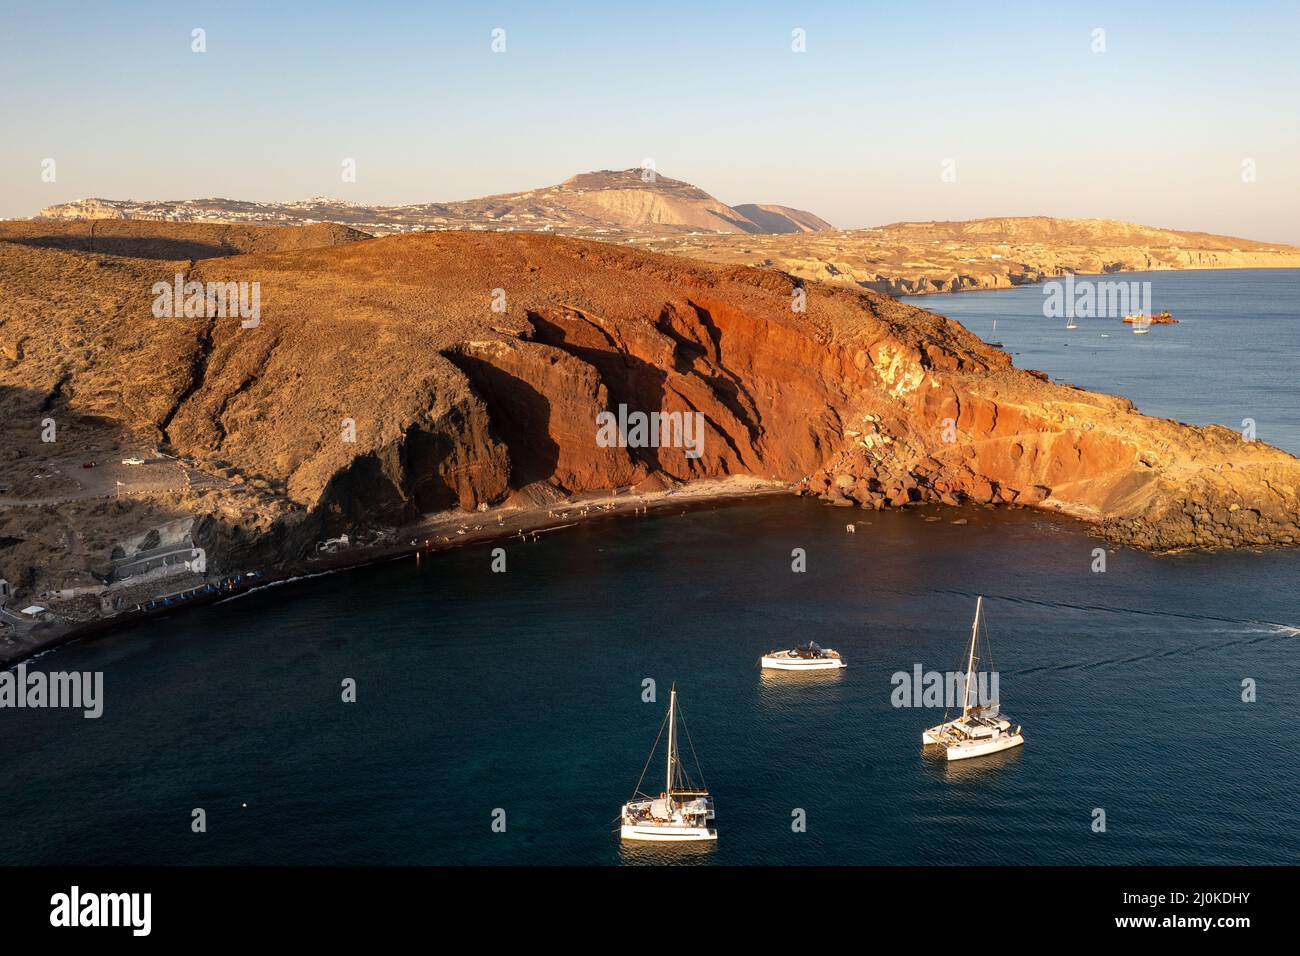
[2,269,1297,866]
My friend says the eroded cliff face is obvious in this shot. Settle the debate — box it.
[2,222,1299,604]
[164,230,1300,553]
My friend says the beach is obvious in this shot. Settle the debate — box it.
[0,475,787,669]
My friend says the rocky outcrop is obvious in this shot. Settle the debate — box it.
[2,222,1299,609]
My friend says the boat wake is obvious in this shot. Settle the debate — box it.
[875,587,1299,676]
[926,587,1298,634]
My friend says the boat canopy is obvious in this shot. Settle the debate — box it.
[790,641,825,659]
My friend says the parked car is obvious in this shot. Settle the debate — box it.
[121,457,145,466]
[82,462,96,469]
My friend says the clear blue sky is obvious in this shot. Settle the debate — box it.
[3,0,1297,240]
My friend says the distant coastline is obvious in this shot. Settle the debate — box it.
[893,264,1300,297]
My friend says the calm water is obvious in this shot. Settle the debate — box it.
[903,268,1300,455]
[3,270,1298,866]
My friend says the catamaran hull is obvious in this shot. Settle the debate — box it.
[945,734,1024,761]
[761,657,845,670]
[620,824,717,842]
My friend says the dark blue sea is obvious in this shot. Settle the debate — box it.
[2,270,1297,866]
[903,268,1300,455]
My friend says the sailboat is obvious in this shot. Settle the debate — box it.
[922,596,1025,761]
[1129,312,1152,334]
[620,684,716,842]
[987,319,1003,348]
[1065,314,1079,330]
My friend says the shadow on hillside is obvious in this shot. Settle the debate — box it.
[4,234,236,261]
[441,349,560,489]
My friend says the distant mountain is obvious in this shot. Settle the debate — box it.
[36,169,833,237]
[732,203,834,234]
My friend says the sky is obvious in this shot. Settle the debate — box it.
[2,0,1298,241]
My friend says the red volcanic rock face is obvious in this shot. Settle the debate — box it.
[3,222,1300,580]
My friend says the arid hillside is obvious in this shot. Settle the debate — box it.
[0,218,371,260]
[3,220,1300,620]
[636,216,1300,294]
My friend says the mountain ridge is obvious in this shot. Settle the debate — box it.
[36,168,834,237]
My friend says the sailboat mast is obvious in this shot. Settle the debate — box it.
[666,685,676,800]
[962,596,982,718]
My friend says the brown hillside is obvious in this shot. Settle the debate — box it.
[2,220,1299,616]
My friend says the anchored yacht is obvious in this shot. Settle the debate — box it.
[620,684,716,842]
[761,641,846,670]
[922,596,1025,761]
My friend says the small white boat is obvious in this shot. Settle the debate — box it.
[761,641,846,670]
[620,684,716,842]
[987,319,1003,348]
[1065,316,1079,330]
[922,596,1025,761]
[1127,312,1152,334]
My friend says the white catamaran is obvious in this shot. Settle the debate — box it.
[620,684,716,842]
[922,596,1025,761]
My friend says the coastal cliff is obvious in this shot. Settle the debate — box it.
[2,221,1299,623]
[635,216,1300,295]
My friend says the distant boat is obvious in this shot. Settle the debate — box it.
[1130,313,1152,334]
[620,684,716,842]
[988,319,1003,348]
[1065,315,1079,330]
[761,640,846,670]
[922,596,1025,761]
[1124,310,1177,325]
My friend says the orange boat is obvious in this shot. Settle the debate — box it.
[1123,311,1178,324]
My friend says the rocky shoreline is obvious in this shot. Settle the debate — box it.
[0,477,785,669]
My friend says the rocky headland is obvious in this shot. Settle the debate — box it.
[2,220,1299,662]
[634,216,1300,294]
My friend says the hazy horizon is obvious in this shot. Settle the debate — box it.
[3,0,1297,242]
